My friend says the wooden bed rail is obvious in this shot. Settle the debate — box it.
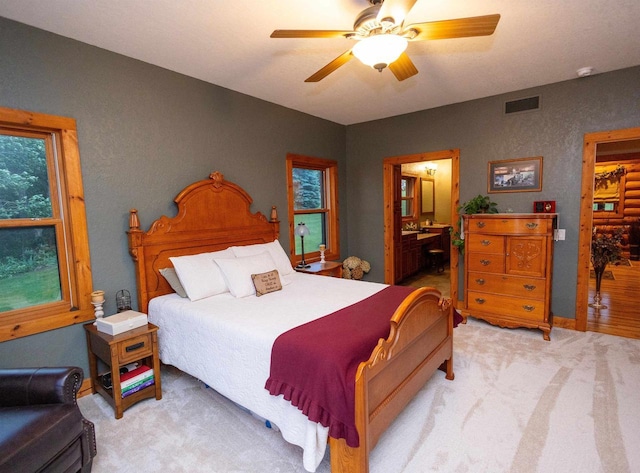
[331,288,454,473]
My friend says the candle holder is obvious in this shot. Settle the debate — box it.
[319,244,326,263]
[90,290,105,325]
[91,301,105,324]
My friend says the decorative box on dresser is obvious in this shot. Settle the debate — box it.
[461,213,557,340]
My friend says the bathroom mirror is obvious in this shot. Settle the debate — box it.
[421,178,434,213]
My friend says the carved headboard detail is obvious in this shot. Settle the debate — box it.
[128,172,280,312]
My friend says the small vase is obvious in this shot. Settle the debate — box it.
[589,263,608,309]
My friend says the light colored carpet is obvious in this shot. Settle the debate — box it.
[78,319,640,472]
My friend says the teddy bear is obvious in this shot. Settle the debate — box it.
[342,256,371,280]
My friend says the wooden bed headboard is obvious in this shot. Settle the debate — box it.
[127,171,280,313]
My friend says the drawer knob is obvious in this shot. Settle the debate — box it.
[523,284,536,291]
[522,305,535,312]
[476,221,486,228]
[526,222,539,230]
[481,239,491,246]
[480,259,491,266]
[125,342,145,352]
[475,278,485,285]
[475,298,486,304]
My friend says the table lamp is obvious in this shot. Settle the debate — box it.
[295,222,311,268]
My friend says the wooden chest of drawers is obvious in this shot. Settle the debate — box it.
[461,213,556,340]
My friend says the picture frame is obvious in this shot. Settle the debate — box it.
[488,156,543,193]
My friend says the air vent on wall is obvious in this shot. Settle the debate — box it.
[504,95,541,115]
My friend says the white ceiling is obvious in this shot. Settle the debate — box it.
[1,0,640,125]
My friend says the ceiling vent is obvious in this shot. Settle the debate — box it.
[504,95,541,115]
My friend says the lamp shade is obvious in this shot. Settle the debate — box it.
[295,222,310,237]
[352,34,408,71]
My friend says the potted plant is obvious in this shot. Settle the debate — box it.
[589,227,624,309]
[460,194,499,214]
[450,195,499,253]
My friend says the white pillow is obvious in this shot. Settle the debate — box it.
[159,268,188,298]
[231,239,294,276]
[213,252,282,298]
[169,249,235,301]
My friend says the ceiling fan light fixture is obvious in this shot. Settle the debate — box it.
[352,34,408,71]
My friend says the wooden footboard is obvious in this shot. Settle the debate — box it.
[330,287,454,473]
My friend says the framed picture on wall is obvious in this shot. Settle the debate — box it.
[488,156,543,193]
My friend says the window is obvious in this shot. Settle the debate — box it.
[0,106,93,341]
[593,164,625,218]
[401,176,417,219]
[286,153,339,265]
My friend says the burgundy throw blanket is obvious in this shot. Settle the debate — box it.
[265,285,415,448]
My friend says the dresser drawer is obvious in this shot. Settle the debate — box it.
[467,234,505,253]
[467,272,545,299]
[467,291,545,322]
[467,217,549,235]
[117,333,153,364]
[467,253,505,273]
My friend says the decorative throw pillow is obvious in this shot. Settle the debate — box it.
[231,239,294,276]
[159,268,188,298]
[251,270,283,297]
[213,251,280,298]
[169,248,235,301]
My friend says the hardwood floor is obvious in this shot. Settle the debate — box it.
[587,259,640,339]
[398,266,451,299]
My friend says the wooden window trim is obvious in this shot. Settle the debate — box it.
[286,153,339,265]
[401,174,419,221]
[0,106,94,341]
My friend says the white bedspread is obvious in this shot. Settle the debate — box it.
[148,272,387,472]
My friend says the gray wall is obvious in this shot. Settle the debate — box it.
[345,66,640,318]
[1,15,639,373]
[0,18,346,373]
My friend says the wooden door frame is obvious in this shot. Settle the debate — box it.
[383,149,460,305]
[575,127,640,331]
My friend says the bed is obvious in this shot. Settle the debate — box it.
[127,171,454,473]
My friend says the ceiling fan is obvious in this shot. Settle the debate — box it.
[271,0,500,82]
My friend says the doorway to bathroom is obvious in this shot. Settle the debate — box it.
[382,149,460,305]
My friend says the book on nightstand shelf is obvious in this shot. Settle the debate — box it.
[121,373,154,392]
[120,365,153,389]
[100,362,139,390]
[121,366,154,398]
[100,365,154,396]
[122,377,155,398]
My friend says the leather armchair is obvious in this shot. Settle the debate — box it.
[0,367,96,473]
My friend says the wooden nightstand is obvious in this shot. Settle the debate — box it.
[84,322,162,419]
[294,261,343,278]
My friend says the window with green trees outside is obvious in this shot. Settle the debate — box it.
[0,133,62,312]
[0,106,94,341]
[286,154,339,266]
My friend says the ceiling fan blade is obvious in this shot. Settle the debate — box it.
[376,0,418,27]
[405,14,500,41]
[305,50,354,82]
[271,30,354,39]
[388,52,418,81]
